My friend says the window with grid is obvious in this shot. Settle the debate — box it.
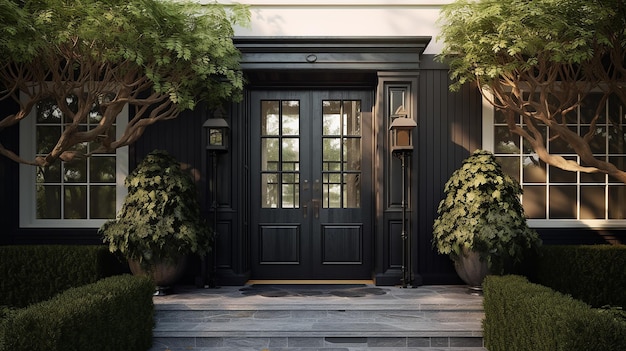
[489,92,626,226]
[19,94,128,228]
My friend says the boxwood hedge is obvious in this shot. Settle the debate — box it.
[0,245,127,308]
[483,275,626,351]
[0,274,154,351]
[528,245,626,308]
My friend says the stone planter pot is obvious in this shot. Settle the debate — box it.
[128,256,187,295]
[454,249,490,292]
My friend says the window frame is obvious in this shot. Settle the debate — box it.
[18,91,128,228]
[482,90,626,229]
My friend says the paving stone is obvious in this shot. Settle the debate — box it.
[148,285,486,351]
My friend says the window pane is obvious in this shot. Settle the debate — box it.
[282,138,299,162]
[262,173,278,208]
[325,183,341,208]
[580,186,605,219]
[36,185,60,219]
[261,101,280,136]
[343,101,361,136]
[90,185,116,219]
[609,157,626,183]
[90,156,116,183]
[323,101,341,135]
[609,185,626,219]
[343,138,361,171]
[262,138,279,171]
[522,155,546,183]
[89,125,116,154]
[37,126,61,154]
[37,162,61,183]
[343,173,360,208]
[548,126,576,154]
[64,160,87,183]
[494,126,520,154]
[549,158,577,183]
[496,156,520,183]
[64,185,87,219]
[282,101,299,135]
[494,109,519,124]
[281,173,299,209]
[549,186,577,219]
[521,125,547,154]
[323,138,341,162]
[581,126,607,154]
[522,185,546,219]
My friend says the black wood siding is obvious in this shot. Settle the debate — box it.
[415,59,483,284]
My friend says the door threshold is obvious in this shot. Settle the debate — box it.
[246,279,374,285]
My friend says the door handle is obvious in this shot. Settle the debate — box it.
[312,199,320,219]
[302,179,309,218]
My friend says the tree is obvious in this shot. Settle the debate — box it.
[0,0,249,166]
[437,0,626,183]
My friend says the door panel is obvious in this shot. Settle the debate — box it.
[251,90,372,279]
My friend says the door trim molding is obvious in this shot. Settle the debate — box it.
[234,36,431,71]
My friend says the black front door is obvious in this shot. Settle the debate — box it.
[250,89,373,279]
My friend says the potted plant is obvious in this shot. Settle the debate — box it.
[432,149,541,288]
[100,150,212,294]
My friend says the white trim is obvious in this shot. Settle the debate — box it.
[18,94,128,229]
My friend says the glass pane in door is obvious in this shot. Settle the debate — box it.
[261,100,300,209]
[322,100,361,208]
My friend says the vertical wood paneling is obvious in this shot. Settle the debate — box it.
[416,68,482,284]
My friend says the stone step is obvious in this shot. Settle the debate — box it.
[148,285,486,350]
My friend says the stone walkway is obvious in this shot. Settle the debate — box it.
[149,284,487,351]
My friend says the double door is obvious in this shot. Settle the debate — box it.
[250,90,373,279]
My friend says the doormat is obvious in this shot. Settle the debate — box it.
[239,284,387,297]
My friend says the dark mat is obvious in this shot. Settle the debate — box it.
[239,284,387,297]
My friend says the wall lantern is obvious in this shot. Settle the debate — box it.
[203,117,230,152]
[389,106,417,153]
[388,105,417,288]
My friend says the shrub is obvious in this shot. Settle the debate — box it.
[432,149,541,274]
[0,245,125,308]
[528,245,626,308]
[483,275,626,351]
[0,275,154,351]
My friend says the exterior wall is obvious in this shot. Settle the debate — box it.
[1,0,623,284]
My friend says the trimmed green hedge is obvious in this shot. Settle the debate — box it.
[528,245,626,308]
[0,245,126,308]
[0,274,154,351]
[483,275,626,351]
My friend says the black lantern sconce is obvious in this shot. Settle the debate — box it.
[389,106,417,154]
[203,117,230,153]
[389,105,417,288]
[199,114,230,289]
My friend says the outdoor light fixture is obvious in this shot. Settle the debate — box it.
[199,113,230,289]
[388,105,417,288]
[389,106,417,153]
[203,117,230,152]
